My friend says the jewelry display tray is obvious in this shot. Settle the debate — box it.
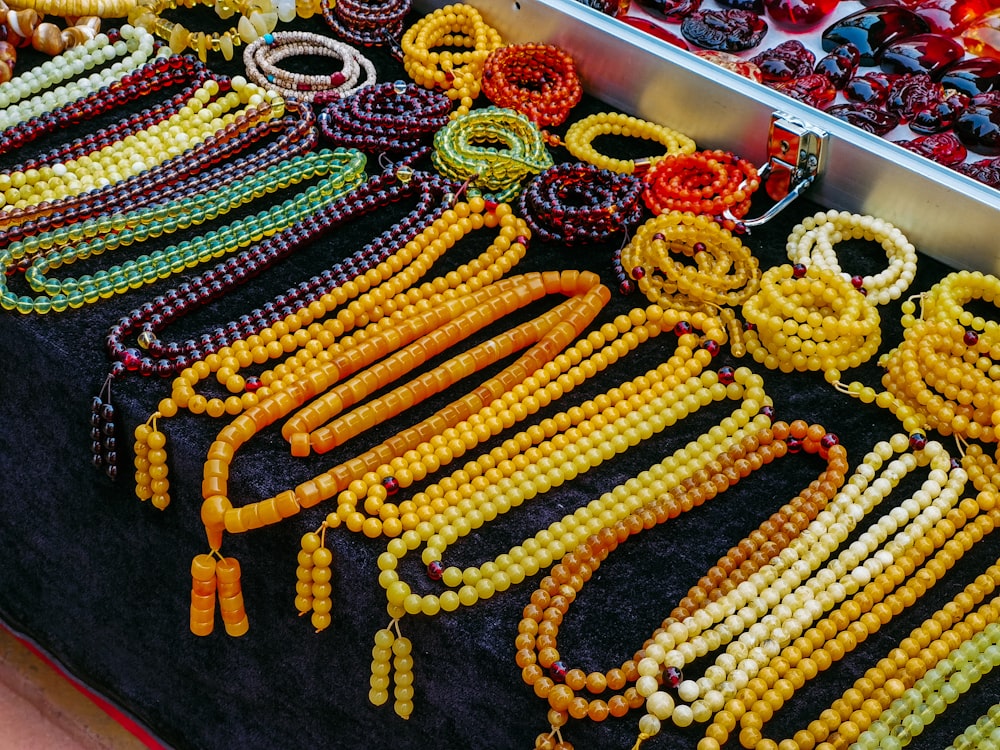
[416,0,1000,274]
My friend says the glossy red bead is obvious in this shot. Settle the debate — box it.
[764,0,839,32]
[878,33,965,76]
[822,5,931,65]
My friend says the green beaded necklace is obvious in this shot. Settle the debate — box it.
[0,148,368,314]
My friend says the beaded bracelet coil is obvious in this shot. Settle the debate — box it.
[318,80,452,167]
[431,105,554,202]
[243,30,376,103]
[400,3,503,119]
[320,0,410,47]
[563,112,697,175]
[481,42,583,130]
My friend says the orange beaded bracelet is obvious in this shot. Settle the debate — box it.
[481,42,583,130]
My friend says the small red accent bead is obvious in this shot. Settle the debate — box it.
[718,366,736,384]
[792,263,808,278]
[382,476,400,495]
[964,330,980,346]
[428,560,444,580]
[851,275,864,288]
[664,666,683,688]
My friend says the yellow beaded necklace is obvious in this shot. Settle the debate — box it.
[369,364,770,719]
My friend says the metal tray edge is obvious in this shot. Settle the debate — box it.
[414,0,1000,274]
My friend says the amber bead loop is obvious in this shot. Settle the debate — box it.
[742,263,881,381]
[641,149,760,232]
[517,420,846,738]
[481,43,583,128]
[620,211,761,317]
[563,111,697,175]
[400,3,504,119]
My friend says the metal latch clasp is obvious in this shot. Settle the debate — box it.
[725,112,828,231]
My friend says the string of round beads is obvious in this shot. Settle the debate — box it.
[320,0,410,47]
[0,25,157,131]
[785,210,918,306]
[105,170,458,381]
[562,112,697,175]
[709,471,998,750]
[947,703,1000,750]
[0,148,367,313]
[849,620,1000,750]
[875,318,1000,442]
[631,434,960,740]
[771,556,1000,750]
[431,106,554,203]
[331,306,727,541]
[914,270,1000,343]
[0,75,281,212]
[641,149,760,232]
[481,43,583,130]
[400,3,503,119]
[517,420,846,750]
[128,0,278,61]
[374,365,768,720]
[243,31,376,104]
[193,198,536,550]
[742,263,881,381]
[318,80,452,167]
[517,162,644,247]
[620,210,761,316]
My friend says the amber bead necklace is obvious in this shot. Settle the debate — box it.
[517,419,847,750]
[627,434,967,742]
[371,364,767,719]
[701,444,1000,750]
[400,3,503,120]
[784,210,918,307]
[0,73,282,213]
[147,195,528,512]
[619,210,762,317]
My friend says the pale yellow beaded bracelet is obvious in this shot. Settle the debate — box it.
[563,112,696,174]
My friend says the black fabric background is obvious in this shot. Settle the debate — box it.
[1,11,999,750]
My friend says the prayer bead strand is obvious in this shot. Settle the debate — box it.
[0,25,157,130]
[374,366,769,719]
[431,106,554,203]
[0,148,368,313]
[620,210,761,317]
[630,435,961,739]
[517,420,846,750]
[946,703,1000,750]
[480,43,582,131]
[742,263,881,381]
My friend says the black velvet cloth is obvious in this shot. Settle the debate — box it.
[1,13,999,750]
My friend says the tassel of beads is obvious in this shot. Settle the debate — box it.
[89,374,118,479]
[295,525,334,632]
[216,556,249,637]
[133,413,170,509]
[189,554,217,637]
[369,619,415,718]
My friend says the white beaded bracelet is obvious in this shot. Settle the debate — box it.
[243,30,376,104]
[785,209,918,306]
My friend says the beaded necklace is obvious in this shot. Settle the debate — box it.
[4,93,315,264]
[1,74,283,213]
[317,80,452,168]
[562,112,697,175]
[627,434,970,744]
[400,3,503,119]
[0,148,367,314]
[320,0,411,47]
[242,31,377,104]
[431,106,554,202]
[369,363,767,719]
[0,25,157,129]
[516,419,847,750]
[91,170,458,480]
[785,210,918,306]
